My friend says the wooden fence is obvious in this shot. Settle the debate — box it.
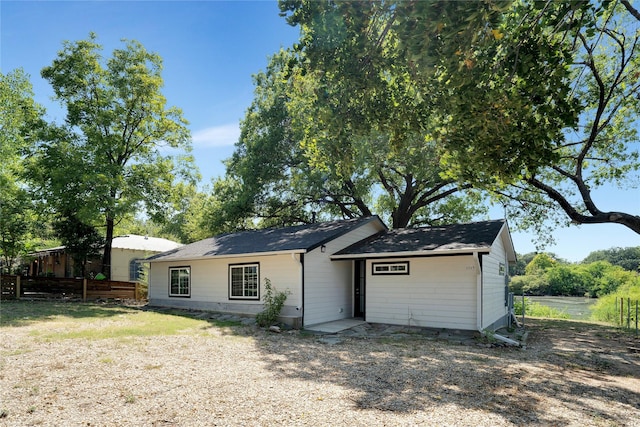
[0,275,141,301]
[616,297,639,336]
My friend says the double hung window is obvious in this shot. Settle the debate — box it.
[169,266,190,297]
[229,264,259,299]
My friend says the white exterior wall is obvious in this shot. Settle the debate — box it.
[148,253,303,322]
[366,255,478,330]
[111,248,151,282]
[481,234,509,329]
[303,221,384,326]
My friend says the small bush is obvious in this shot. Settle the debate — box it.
[256,278,290,327]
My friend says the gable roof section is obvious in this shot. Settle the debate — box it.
[111,235,183,252]
[332,219,515,260]
[29,235,181,257]
[147,216,386,262]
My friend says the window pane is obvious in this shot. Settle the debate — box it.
[231,267,243,296]
[245,266,257,296]
[170,268,190,296]
[229,265,259,298]
[129,259,141,281]
[373,262,409,275]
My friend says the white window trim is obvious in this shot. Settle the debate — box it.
[229,263,260,300]
[169,266,191,297]
[372,261,410,275]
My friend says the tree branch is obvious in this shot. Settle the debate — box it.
[621,0,640,21]
[527,176,640,233]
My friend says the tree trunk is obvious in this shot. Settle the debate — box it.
[102,216,114,279]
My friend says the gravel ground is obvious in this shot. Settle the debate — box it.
[1,309,639,426]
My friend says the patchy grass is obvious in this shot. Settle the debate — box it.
[0,300,222,341]
[0,300,134,327]
[514,298,571,319]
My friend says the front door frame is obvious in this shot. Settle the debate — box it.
[354,259,365,319]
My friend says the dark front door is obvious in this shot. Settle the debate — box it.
[354,260,365,318]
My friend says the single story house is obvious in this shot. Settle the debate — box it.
[147,217,516,331]
[29,235,182,282]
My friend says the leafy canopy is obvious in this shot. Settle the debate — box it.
[32,34,196,275]
[0,69,45,271]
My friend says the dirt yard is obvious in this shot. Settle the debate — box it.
[0,302,638,426]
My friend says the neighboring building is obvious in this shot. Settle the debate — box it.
[29,235,182,282]
[147,217,516,331]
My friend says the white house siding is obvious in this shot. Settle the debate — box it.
[111,248,149,282]
[481,232,509,329]
[303,221,385,327]
[366,256,478,330]
[148,253,303,325]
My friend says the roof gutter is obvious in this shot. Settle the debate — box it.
[147,249,307,263]
[330,248,491,260]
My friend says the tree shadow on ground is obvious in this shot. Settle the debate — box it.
[248,319,640,425]
[113,305,640,424]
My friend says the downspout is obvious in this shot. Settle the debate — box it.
[474,252,483,331]
[292,252,304,328]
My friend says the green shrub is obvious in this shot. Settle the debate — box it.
[525,253,557,275]
[590,279,640,324]
[509,274,550,296]
[255,278,290,327]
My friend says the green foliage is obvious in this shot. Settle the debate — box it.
[225,8,487,230]
[209,49,314,231]
[509,274,549,296]
[583,247,640,272]
[580,261,637,297]
[545,265,591,297]
[280,0,640,237]
[512,254,638,297]
[590,279,640,324]
[52,210,104,277]
[513,297,570,319]
[509,252,536,276]
[0,69,44,271]
[32,34,196,275]
[255,278,290,327]
[524,253,557,276]
[0,185,34,273]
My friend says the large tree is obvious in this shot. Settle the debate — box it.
[412,0,640,234]
[34,34,196,277]
[220,46,484,231]
[53,209,104,277]
[0,69,44,272]
[280,0,640,237]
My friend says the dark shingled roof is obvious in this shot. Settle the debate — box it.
[334,220,507,256]
[147,216,384,262]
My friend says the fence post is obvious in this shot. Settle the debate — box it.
[82,278,87,302]
[134,282,139,301]
[620,298,624,327]
[16,275,21,300]
[636,300,638,336]
[628,298,631,330]
[522,293,525,328]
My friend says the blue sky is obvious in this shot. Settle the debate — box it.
[2,0,638,261]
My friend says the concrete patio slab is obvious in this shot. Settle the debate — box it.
[305,318,366,333]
